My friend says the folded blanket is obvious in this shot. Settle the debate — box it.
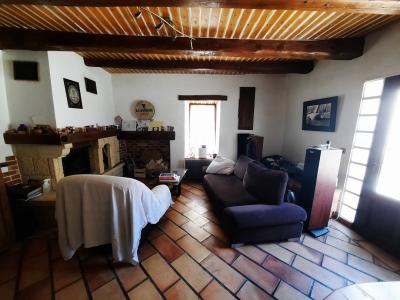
[56,175,172,264]
[206,156,235,175]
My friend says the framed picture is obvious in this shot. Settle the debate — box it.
[302,96,338,132]
[64,78,82,109]
[84,77,97,94]
[136,120,150,131]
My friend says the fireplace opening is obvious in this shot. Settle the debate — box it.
[62,145,91,176]
[103,143,111,171]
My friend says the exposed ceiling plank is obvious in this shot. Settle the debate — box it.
[1,1,400,15]
[0,28,364,60]
[83,58,314,74]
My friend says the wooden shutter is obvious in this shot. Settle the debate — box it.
[238,87,256,130]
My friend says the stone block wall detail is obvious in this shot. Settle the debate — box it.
[10,136,121,191]
[12,144,72,190]
[89,136,120,174]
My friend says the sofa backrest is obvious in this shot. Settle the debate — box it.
[233,155,254,179]
[243,161,288,205]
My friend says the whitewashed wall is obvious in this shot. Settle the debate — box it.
[48,52,115,128]
[2,50,56,128]
[0,51,12,159]
[282,22,400,187]
[112,74,287,169]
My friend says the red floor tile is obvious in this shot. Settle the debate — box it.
[232,255,279,294]
[262,255,313,294]
[82,255,114,292]
[150,234,184,263]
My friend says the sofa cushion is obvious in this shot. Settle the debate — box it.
[243,162,288,205]
[206,156,235,175]
[223,203,307,229]
[203,174,258,208]
[233,155,254,179]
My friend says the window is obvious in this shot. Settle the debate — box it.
[185,101,220,157]
[340,79,384,223]
[376,87,400,200]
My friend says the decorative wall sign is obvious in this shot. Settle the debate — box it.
[64,78,82,109]
[302,96,338,132]
[135,100,155,120]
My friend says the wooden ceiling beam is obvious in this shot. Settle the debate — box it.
[0,1,400,14]
[0,29,364,60]
[83,58,314,74]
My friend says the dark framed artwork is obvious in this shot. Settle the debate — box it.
[64,78,82,109]
[84,77,97,94]
[13,61,39,81]
[302,96,338,132]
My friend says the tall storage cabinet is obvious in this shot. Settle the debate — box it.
[299,147,342,230]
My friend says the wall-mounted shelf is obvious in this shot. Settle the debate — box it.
[118,131,175,140]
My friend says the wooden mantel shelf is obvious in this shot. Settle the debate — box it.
[118,131,175,141]
[3,129,118,145]
[3,129,175,145]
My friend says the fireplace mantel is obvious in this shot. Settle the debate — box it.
[3,129,118,145]
[117,131,175,140]
[3,129,174,145]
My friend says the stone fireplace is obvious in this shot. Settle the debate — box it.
[12,136,122,191]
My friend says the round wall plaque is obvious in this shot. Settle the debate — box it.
[135,100,155,120]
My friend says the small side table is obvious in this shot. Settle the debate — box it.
[184,158,213,180]
[159,169,187,196]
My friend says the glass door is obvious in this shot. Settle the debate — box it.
[341,75,400,253]
[340,79,384,222]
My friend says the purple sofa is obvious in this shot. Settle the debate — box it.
[203,156,306,245]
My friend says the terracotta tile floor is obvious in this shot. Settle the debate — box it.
[1,182,400,300]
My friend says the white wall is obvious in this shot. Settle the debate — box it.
[48,52,115,128]
[282,22,400,187]
[2,50,56,128]
[112,74,287,169]
[0,51,12,160]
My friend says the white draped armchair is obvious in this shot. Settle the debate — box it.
[56,175,172,264]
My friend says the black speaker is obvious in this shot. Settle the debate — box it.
[237,134,264,161]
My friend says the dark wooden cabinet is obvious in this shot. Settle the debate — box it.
[299,147,342,230]
[184,158,213,180]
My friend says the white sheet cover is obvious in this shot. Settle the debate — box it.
[56,175,172,264]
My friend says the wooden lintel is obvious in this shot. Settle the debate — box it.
[84,58,314,74]
[0,29,364,61]
[178,95,227,101]
[0,1,400,15]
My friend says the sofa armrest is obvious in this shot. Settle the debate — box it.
[223,203,307,230]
